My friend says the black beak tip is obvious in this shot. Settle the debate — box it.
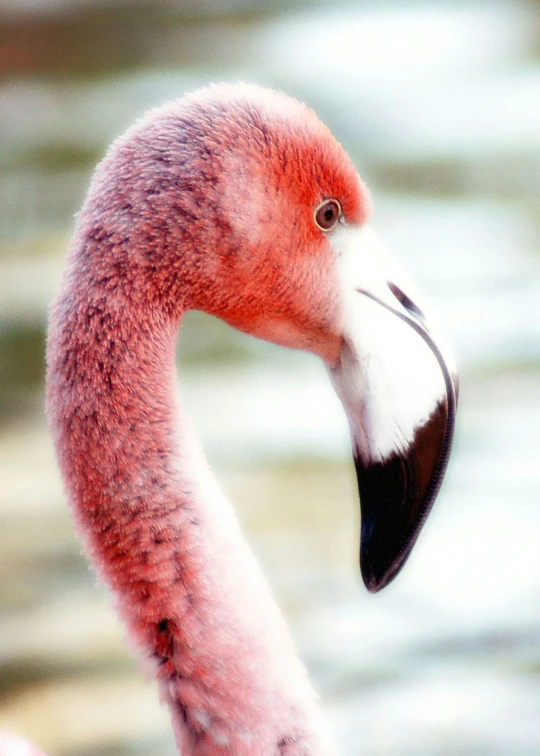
[354,395,453,595]
[355,453,417,594]
[360,533,406,594]
[362,570,385,594]
[361,554,407,593]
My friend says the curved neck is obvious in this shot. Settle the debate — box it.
[47,279,332,755]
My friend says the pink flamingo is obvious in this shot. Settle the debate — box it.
[43,84,457,755]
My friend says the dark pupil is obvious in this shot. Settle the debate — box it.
[324,207,334,222]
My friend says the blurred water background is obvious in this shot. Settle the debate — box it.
[1,1,540,754]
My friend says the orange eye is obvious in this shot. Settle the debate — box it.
[314,199,342,231]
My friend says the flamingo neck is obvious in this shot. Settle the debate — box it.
[47,277,333,755]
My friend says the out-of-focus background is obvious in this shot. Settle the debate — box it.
[1,0,539,754]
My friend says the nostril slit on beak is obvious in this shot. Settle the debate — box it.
[388,282,424,321]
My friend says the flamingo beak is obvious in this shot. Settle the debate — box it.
[328,226,458,593]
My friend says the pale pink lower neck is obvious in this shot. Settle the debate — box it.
[48,293,333,755]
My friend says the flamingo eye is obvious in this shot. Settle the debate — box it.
[314,199,342,231]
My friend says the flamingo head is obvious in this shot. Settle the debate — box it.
[89,83,457,592]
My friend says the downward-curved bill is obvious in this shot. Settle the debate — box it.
[329,226,458,593]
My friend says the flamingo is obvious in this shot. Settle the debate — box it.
[40,83,458,755]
